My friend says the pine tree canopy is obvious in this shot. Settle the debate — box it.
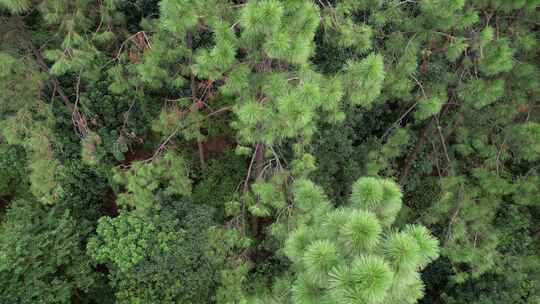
[0,0,539,303]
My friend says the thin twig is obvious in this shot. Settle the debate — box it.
[141,106,232,163]
[437,123,451,172]
[381,101,418,140]
[495,136,507,175]
[243,144,259,193]
[410,74,427,99]
[445,184,464,246]
[108,31,150,64]
[269,145,284,170]
[72,72,88,138]
[429,140,443,179]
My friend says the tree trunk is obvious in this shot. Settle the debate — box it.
[250,143,265,237]
[399,117,436,185]
[197,137,205,167]
[187,31,205,167]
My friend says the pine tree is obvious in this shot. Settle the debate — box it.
[0,50,63,205]
[0,0,538,303]
[252,177,439,304]
[0,0,30,13]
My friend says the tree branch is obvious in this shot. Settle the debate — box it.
[30,45,75,110]
[142,106,232,163]
[30,44,88,137]
[399,117,436,185]
[399,102,453,185]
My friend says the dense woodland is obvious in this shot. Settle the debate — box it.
[0,0,539,303]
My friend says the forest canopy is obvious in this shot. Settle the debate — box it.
[0,0,539,303]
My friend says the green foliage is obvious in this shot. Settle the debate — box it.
[0,145,28,198]
[414,96,445,121]
[422,176,500,280]
[159,0,201,35]
[446,37,468,62]
[0,0,538,302]
[511,122,540,162]
[0,200,98,303]
[0,0,30,13]
[257,177,439,304]
[351,177,402,227]
[193,151,246,217]
[458,79,505,109]
[438,205,540,304]
[112,151,191,213]
[0,52,62,205]
[367,128,413,176]
[89,214,157,272]
[420,0,467,30]
[207,225,252,304]
[0,52,43,114]
[345,54,386,108]
[478,38,514,76]
[309,120,362,202]
[88,200,217,304]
